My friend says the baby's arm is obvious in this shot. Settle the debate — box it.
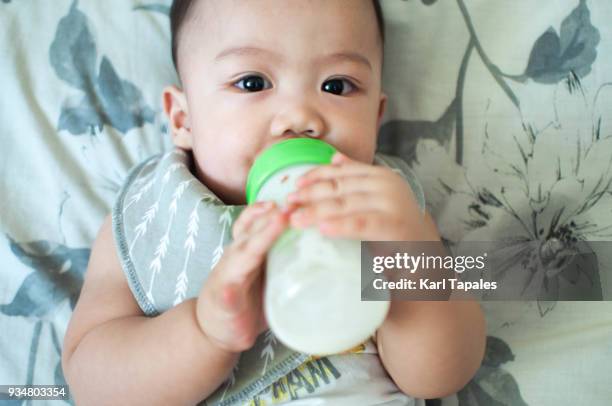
[286,152,486,399]
[377,298,485,399]
[375,215,486,399]
[62,215,239,405]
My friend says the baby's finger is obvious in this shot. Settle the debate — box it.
[212,271,262,320]
[287,175,386,205]
[254,274,269,334]
[210,266,259,319]
[331,151,353,165]
[290,192,388,228]
[243,211,289,258]
[217,282,243,314]
[297,156,384,188]
[226,211,289,282]
[316,211,400,241]
[232,201,275,240]
[239,206,285,239]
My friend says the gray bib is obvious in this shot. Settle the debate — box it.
[111,148,425,405]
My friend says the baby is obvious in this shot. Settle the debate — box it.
[62,0,486,404]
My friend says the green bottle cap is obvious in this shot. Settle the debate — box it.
[246,138,336,204]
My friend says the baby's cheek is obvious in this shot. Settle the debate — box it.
[332,129,377,163]
[342,143,376,164]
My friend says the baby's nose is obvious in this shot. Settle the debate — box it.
[270,104,326,139]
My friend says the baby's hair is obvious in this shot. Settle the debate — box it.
[170,0,385,75]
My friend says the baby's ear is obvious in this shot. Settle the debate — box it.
[162,85,193,150]
[377,92,388,130]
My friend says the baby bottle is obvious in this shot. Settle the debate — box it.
[246,138,390,355]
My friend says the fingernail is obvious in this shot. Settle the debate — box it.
[332,152,347,164]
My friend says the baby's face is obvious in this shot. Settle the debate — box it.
[164,0,386,205]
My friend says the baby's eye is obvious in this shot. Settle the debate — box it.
[234,75,272,92]
[322,78,356,96]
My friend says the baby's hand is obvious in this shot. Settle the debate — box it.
[287,152,439,241]
[196,201,290,353]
